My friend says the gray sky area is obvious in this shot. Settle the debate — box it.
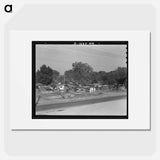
[36,44,127,75]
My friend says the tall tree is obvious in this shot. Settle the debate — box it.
[114,67,127,86]
[36,65,59,85]
[72,62,93,85]
[64,70,74,84]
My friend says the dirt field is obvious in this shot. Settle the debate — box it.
[36,91,127,106]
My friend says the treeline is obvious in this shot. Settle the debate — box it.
[36,62,127,88]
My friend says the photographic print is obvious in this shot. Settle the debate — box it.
[32,41,128,119]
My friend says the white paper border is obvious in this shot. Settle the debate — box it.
[9,31,150,130]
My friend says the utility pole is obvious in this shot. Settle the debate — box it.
[64,73,66,94]
[64,73,65,84]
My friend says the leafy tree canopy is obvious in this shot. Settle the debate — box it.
[36,65,59,85]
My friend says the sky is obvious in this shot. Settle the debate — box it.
[36,44,127,75]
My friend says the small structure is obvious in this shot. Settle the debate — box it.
[93,83,102,90]
[57,83,65,92]
[89,87,96,93]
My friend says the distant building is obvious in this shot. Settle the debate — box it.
[89,87,96,93]
[57,83,65,92]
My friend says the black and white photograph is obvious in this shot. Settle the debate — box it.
[32,41,128,119]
